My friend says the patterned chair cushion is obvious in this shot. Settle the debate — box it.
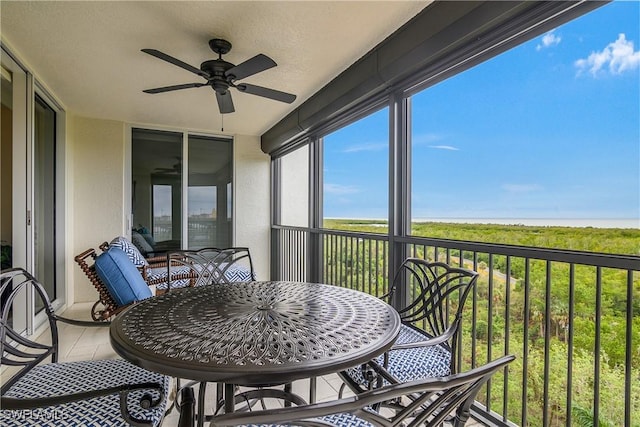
[110,236,148,267]
[344,324,451,387]
[242,412,373,427]
[95,247,153,306]
[320,412,374,427]
[0,359,170,427]
[147,263,254,290]
[146,265,192,291]
[192,263,255,283]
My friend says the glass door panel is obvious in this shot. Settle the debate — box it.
[1,48,28,333]
[132,128,183,253]
[1,65,13,271]
[187,135,232,249]
[33,94,56,312]
[1,62,15,328]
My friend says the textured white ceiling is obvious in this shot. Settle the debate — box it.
[1,1,429,136]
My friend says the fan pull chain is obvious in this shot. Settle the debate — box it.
[221,113,224,132]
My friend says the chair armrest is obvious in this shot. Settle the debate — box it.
[390,333,449,350]
[210,389,360,426]
[2,382,166,427]
[391,322,457,351]
[53,314,111,328]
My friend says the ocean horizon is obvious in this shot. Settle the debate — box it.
[328,218,639,229]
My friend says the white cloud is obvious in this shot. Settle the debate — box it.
[536,31,561,51]
[575,33,640,76]
[428,145,459,151]
[324,183,359,195]
[413,133,445,146]
[342,142,387,153]
[502,184,543,193]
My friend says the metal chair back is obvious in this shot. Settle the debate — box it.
[387,258,478,368]
[164,247,256,289]
[209,355,515,427]
[1,268,60,394]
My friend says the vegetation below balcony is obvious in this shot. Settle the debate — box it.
[276,219,639,425]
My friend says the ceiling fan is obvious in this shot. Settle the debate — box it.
[141,38,296,114]
[153,157,181,175]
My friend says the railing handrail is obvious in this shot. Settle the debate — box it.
[272,224,389,241]
[272,224,640,270]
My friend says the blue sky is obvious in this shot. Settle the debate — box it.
[323,1,639,224]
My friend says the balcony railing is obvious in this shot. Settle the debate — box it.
[272,224,639,426]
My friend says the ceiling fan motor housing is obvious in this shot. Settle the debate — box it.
[201,58,236,94]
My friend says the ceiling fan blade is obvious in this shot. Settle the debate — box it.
[143,83,207,94]
[141,49,209,78]
[216,91,235,114]
[237,83,296,104]
[225,54,276,81]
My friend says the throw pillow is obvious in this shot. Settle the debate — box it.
[110,236,148,267]
[131,231,154,256]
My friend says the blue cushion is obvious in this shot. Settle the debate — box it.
[95,247,152,306]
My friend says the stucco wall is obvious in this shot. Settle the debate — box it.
[233,134,271,280]
[69,115,126,303]
[68,117,271,302]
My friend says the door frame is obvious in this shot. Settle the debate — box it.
[2,44,66,335]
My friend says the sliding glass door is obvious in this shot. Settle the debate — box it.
[1,47,62,334]
[2,48,29,333]
[131,128,233,252]
[33,94,57,311]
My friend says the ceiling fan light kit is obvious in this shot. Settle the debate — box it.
[142,38,296,114]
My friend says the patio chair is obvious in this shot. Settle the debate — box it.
[205,355,515,427]
[340,258,479,395]
[75,245,155,321]
[155,247,256,292]
[0,268,170,427]
[102,237,255,290]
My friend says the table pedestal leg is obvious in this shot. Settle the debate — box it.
[310,377,317,403]
[177,386,195,427]
[224,383,235,413]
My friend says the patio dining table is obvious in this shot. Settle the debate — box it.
[109,280,401,426]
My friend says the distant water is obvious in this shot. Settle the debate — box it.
[412,218,639,229]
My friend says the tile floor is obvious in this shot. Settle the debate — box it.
[7,302,482,426]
